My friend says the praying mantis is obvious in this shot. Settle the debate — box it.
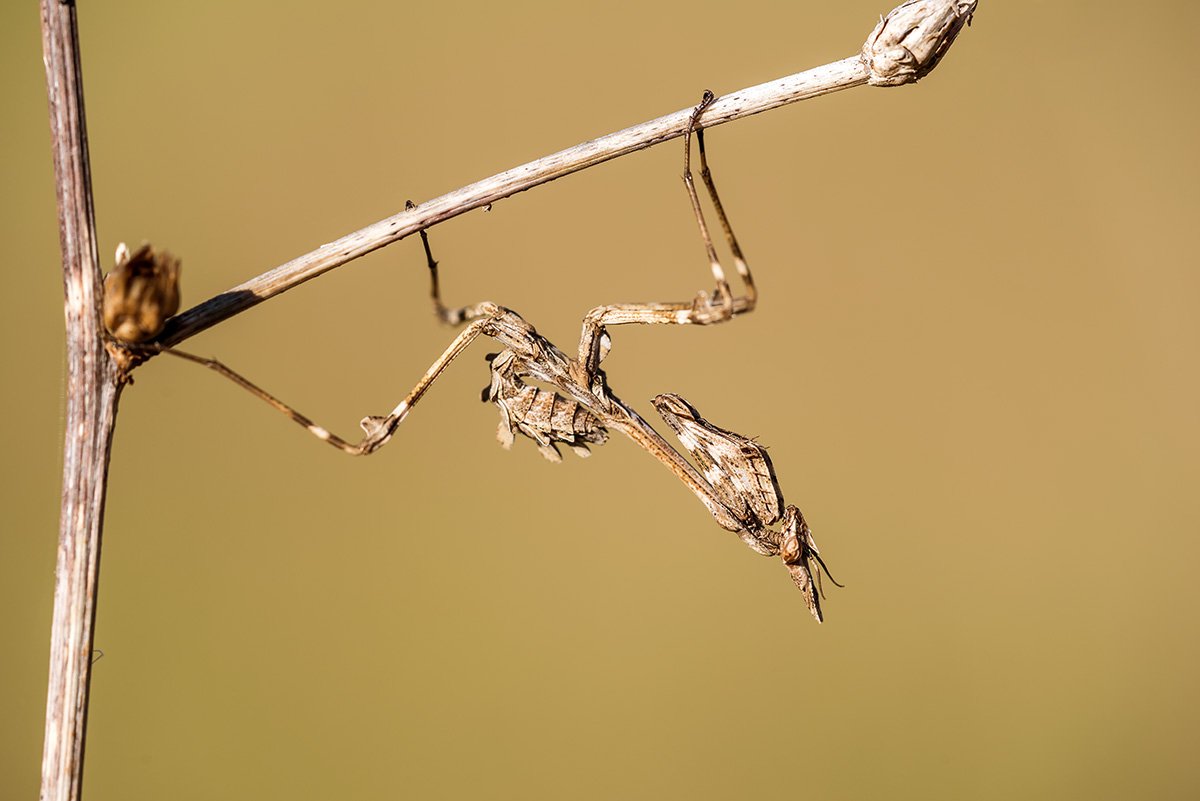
[119,91,839,622]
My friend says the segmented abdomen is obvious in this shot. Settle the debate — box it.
[484,350,608,462]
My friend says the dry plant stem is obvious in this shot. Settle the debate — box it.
[40,2,122,801]
[155,56,870,348]
[162,0,978,348]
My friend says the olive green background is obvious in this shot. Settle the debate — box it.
[3,2,1198,799]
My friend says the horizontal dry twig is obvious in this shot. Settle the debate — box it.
[157,0,976,349]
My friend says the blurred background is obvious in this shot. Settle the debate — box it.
[3,1,1198,799]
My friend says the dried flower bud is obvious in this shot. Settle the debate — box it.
[102,242,181,343]
[862,0,977,87]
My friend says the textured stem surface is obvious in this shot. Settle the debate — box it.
[40,2,122,800]
[158,56,868,347]
[160,0,975,348]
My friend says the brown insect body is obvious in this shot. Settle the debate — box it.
[155,93,836,621]
[650,392,832,621]
[652,393,783,532]
[483,349,608,462]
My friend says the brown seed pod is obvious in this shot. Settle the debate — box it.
[102,242,181,343]
[862,0,977,87]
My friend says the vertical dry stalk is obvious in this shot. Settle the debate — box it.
[40,2,122,800]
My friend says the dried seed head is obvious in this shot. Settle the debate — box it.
[862,0,977,87]
[102,242,181,343]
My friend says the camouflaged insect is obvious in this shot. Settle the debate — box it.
[158,92,838,621]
